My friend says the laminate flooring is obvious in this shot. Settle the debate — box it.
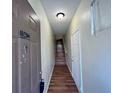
[48,65,79,93]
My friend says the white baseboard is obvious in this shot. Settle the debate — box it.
[66,62,81,93]
[44,64,55,93]
[66,62,72,76]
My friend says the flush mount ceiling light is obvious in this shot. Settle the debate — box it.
[56,12,65,20]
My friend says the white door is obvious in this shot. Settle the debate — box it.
[71,29,82,92]
[18,38,31,93]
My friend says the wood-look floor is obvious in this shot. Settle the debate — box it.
[48,65,79,93]
[48,41,79,93]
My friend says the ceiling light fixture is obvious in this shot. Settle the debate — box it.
[56,12,65,20]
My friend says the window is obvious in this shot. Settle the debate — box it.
[90,0,97,35]
[90,0,111,35]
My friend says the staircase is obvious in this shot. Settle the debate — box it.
[48,39,79,93]
[55,40,66,65]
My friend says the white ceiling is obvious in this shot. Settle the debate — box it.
[40,0,81,37]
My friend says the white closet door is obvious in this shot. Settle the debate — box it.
[71,30,81,91]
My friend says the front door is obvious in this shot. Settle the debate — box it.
[30,42,41,93]
[18,37,31,93]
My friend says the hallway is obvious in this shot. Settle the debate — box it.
[48,40,79,93]
[12,0,111,93]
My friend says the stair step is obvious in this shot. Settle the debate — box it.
[48,85,78,90]
[55,63,66,65]
[56,57,65,59]
[56,59,65,61]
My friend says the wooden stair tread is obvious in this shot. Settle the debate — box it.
[48,40,79,93]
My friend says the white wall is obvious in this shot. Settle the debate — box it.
[27,0,55,93]
[65,0,111,93]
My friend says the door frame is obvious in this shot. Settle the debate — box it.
[71,27,84,93]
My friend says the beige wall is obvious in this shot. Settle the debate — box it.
[28,0,55,93]
[65,0,111,93]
